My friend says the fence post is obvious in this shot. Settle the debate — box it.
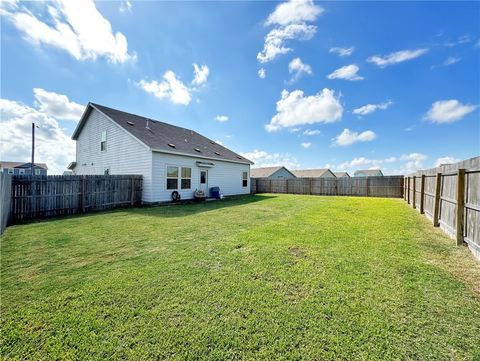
[286,179,289,194]
[309,178,312,195]
[82,175,87,213]
[420,174,425,214]
[456,169,466,246]
[269,179,272,193]
[407,177,410,204]
[403,178,406,201]
[412,176,416,208]
[433,172,442,227]
[131,177,135,206]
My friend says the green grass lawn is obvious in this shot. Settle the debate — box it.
[1,194,479,360]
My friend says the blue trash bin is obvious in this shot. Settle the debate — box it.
[210,186,220,199]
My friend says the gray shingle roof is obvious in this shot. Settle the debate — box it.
[0,161,48,170]
[292,169,334,178]
[354,169,383,176]
[73,103,253,165]
[250,166,284,178]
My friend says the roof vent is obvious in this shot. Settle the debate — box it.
[145,118,151,130]
[194,148,201,153]
[215,151,221,156]
[127,121,134,126]
[236,156,242,159]
[210,141,215,144]
[168,143,176,148]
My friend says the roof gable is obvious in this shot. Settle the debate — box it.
[72,103,253,165]
[292,168,335,178]
[354,169,384,176]
[0,161,48,170]
[250,166,296,178]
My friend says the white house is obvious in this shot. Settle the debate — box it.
[69,103,253,203]
[250,166,296,179]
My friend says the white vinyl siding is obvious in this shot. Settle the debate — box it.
[152,152,250,202]
[74,108,154,201]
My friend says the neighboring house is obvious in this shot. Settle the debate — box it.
[250,166,296,179]
[333,171,350,178]
[0,161,48,175]
[69,103,253,203]
[354,169,384,177]
[292,168,336,178]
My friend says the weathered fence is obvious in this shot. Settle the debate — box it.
[251,175,404,198]
[9,175,142,224]
[404,156,480,260]
[1,173,13,234]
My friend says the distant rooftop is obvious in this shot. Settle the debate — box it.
[0,161,48,170]
[354,169,383,177]
[292,169,333,178]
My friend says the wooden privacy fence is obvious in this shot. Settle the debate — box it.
[404,156,480,260]
[250,175,404,198]
[1,173,13,234]
[9,175,142,224]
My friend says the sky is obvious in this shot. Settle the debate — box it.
[1,0,479,175]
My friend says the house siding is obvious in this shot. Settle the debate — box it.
[151,152,250,202]
[74,109,154,201]
[269,168,296,179]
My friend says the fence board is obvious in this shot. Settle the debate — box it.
[251,176,403,198]
[404,156,480,260]
[8,175,142,224]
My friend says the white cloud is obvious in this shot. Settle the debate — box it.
[288,57,312,81]
[444,34,472,47]
[301,142,312,148]
[303,129,321,136]
[214,140,224,146]
[258,68,266,79]
[33,88,84,121]
[192,64,209,86]
[353,100,393,115]
[138,71,192,105]
[257,23,316,63]
[266,88,343,132]
[431,56,461,69]
[367,48,428,68]
[332,129,376,147]
[214,115,229,122]
[258,0,323,63]
[288,127,301,133]
[399,153,427,173]
[424,99,477,123]
[435,156,460,167]
[0,94,77,174]
[119,0,132,13]
[240,149,299,169]
[329,46,354,57]
[1,0,134,63]
[265,0,324,26]
[327,64,363,81]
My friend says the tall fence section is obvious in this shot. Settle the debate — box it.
[250,176,404,198]
[404,156,480,260]
[3,175,142,227]
[0,173,13,235]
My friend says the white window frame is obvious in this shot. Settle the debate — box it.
[166,165,179,190]
[100,130,107,151]
[242,171,248,187]
[7,168,14,174]
[181,167,192,190]
[35,169,41,175]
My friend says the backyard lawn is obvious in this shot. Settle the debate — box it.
[1,194,479,360]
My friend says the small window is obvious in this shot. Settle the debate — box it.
[19,169,25,175]
[101,130,107,151]
[35,169,42,175]
[242,171,248,187]
[7,168,14,174]
[181,167,192,189]
[104,168,110,175]
[166,166,178,190]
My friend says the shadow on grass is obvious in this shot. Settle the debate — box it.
[7,194,277,227]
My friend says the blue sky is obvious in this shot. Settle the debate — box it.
[1,0,479,174]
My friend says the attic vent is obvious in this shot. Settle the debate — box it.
[168,143,176,148]
[215,151,221,156]
[210,141,215,144]
[194,148,201,153]
[127,121,134,126]
[236,156,242,159]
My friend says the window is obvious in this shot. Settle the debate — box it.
[166,166,178,190]
[35,169,41,175]
[19,169,25,175]
[100,130,107,151]
[181,167,191,189]
[7,168,14,174]
[242,171,248,187]
[200,170,207,184]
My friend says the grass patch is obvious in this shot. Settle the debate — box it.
[1,194,479,359]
